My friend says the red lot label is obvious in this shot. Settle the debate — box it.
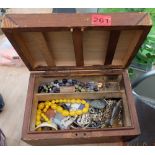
[91,14,111,26]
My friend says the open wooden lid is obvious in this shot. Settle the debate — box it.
[1,13,152,71]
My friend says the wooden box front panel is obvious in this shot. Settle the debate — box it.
[22,69,140,145]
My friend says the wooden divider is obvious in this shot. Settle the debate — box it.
[35,91,124,101]
[40,32,55,66]
[104,30,121,65]
[72,29,84,66]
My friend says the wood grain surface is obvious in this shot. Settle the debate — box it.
[2,13,152,28]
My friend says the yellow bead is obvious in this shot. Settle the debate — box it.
[67,99,71,103]
[45,101,51,106]
[55,99,59,103]
[45,105,49,109]
[45,118,49,122]
[85,103,89,108]
[51,100,55,104]
[38,103,45,110]
[41,113,49,121]
[42,114,46,118]
[43,108,47,113]
[82,107,88,113]
[71,99,76,103]
[62,110,69,116]
[70,110,76,116]
[56,106,63,113]
[35,121,41,126]
[76,110,83,115]
[36,115,41,121]
[41,113,45,117]
[76,99,81,103]
[48,102,51,106]
[42,114,46,117]
[45,101,49,106]
[59,99,63,103]
[37,109,41,115]
[63,99,67,102]
[51,104,57,110]
[81,100,86,104]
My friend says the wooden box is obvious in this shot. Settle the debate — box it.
[1,13,152,145]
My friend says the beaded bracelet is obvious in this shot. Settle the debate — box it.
[35,99,89,127]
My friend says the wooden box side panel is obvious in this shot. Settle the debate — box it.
[22,73,36,139]
[122,70,140,134]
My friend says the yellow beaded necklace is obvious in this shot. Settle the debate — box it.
[36,99,89,127]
